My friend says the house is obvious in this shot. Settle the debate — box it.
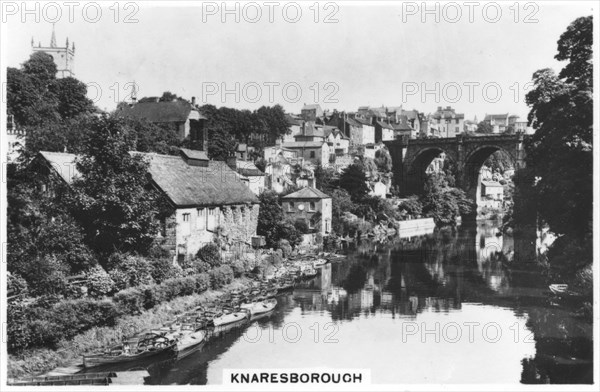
[235,160,265,196]
[35,148,260,261]
[483,114,509,133]
[300,104,324,122]
[430,106,464,138]
[236,143,255,161]
[283,115,304,143]
[352,117,376,146]
[280,141,330,166]
[323,126,350,155]
[264,154,295,194]
[464,119,478,133]
[480,180,504,209]
[392,115,416,139]
[294,122,325,142]
[374,120,395,143]
[368,180,388,198]
[281,187,332,235]
[116,98,207,144]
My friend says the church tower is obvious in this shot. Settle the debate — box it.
[32,24,75,78]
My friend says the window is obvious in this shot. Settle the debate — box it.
[207,207,219,230]
[288,202,294,211]
[325,220,330,233]
[310,151,315,159]
[309,201,316,211]
[197,208,205,230]
[182,213,191,236]
[455,127,459,132]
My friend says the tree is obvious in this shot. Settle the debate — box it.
[374,147,393,172]
[524,15,592,241]
[420,173,474,226]
[6,163,96,294]
[7,52,96,129]
[476,121,494,134]
[339,163,369,202]
[51,77,95,120]
[257,191,301,248]
[67,116,173,257]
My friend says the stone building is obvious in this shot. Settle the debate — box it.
[32,24,75,78]
[144,149,260,260]
[281,187,332,235]
[116,98,207,143]
[430,106,464,138]
[34,148,259,261]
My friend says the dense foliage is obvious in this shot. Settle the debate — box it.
[520,15,593,276]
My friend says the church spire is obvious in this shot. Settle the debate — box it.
[50,23,57,47]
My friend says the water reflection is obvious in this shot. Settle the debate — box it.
[145,220,592,384]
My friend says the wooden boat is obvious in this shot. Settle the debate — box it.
[276,279,295,292]
[211,308,250,327]
[240,299,277,315]
[83,333,176,368]
[168,323,206,352]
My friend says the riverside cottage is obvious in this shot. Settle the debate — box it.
[35,148,260,262]
[281,187,332,236]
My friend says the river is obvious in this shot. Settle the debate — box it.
[141,220,593,385]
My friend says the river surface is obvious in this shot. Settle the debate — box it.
[141,220,593,385]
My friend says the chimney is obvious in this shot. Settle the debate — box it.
[191,96,196,105]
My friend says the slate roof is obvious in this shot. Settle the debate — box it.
[139,152,259,207]
[38,151,80,183]
[38,150,257,207]
[180,148,208,161]
[282,186,331,199]
[116,100,205,123]
[376,121,394,130]
[354,117,373,126]
[481,180,503,187]
[236,160,265,177]
[298,122,325,138]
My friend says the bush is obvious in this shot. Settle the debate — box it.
[181,258,212,275]
[197,243,222,267]
[294,219,309,234]
[113,287,145,315]
[209,265,234,289]
[86,265,115,298]
[194,273,211,293]
[7,298,119,353]
[8,274,28,297]
[149,257,182,284]
[277,239,293,258]
[230,259,246,277]
[23,255,70,297]
[108,254,154,289]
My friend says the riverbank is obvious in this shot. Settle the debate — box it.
[7,251,333,380]
[7,279,246,379]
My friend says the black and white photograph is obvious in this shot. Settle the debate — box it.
[1,0,598,389]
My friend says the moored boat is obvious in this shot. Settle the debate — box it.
[211,308,250,327]
[168,323,206,352]
[240,299,277,315]
[83,333,176,368]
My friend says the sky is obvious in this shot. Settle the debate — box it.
[2,1,596,120]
